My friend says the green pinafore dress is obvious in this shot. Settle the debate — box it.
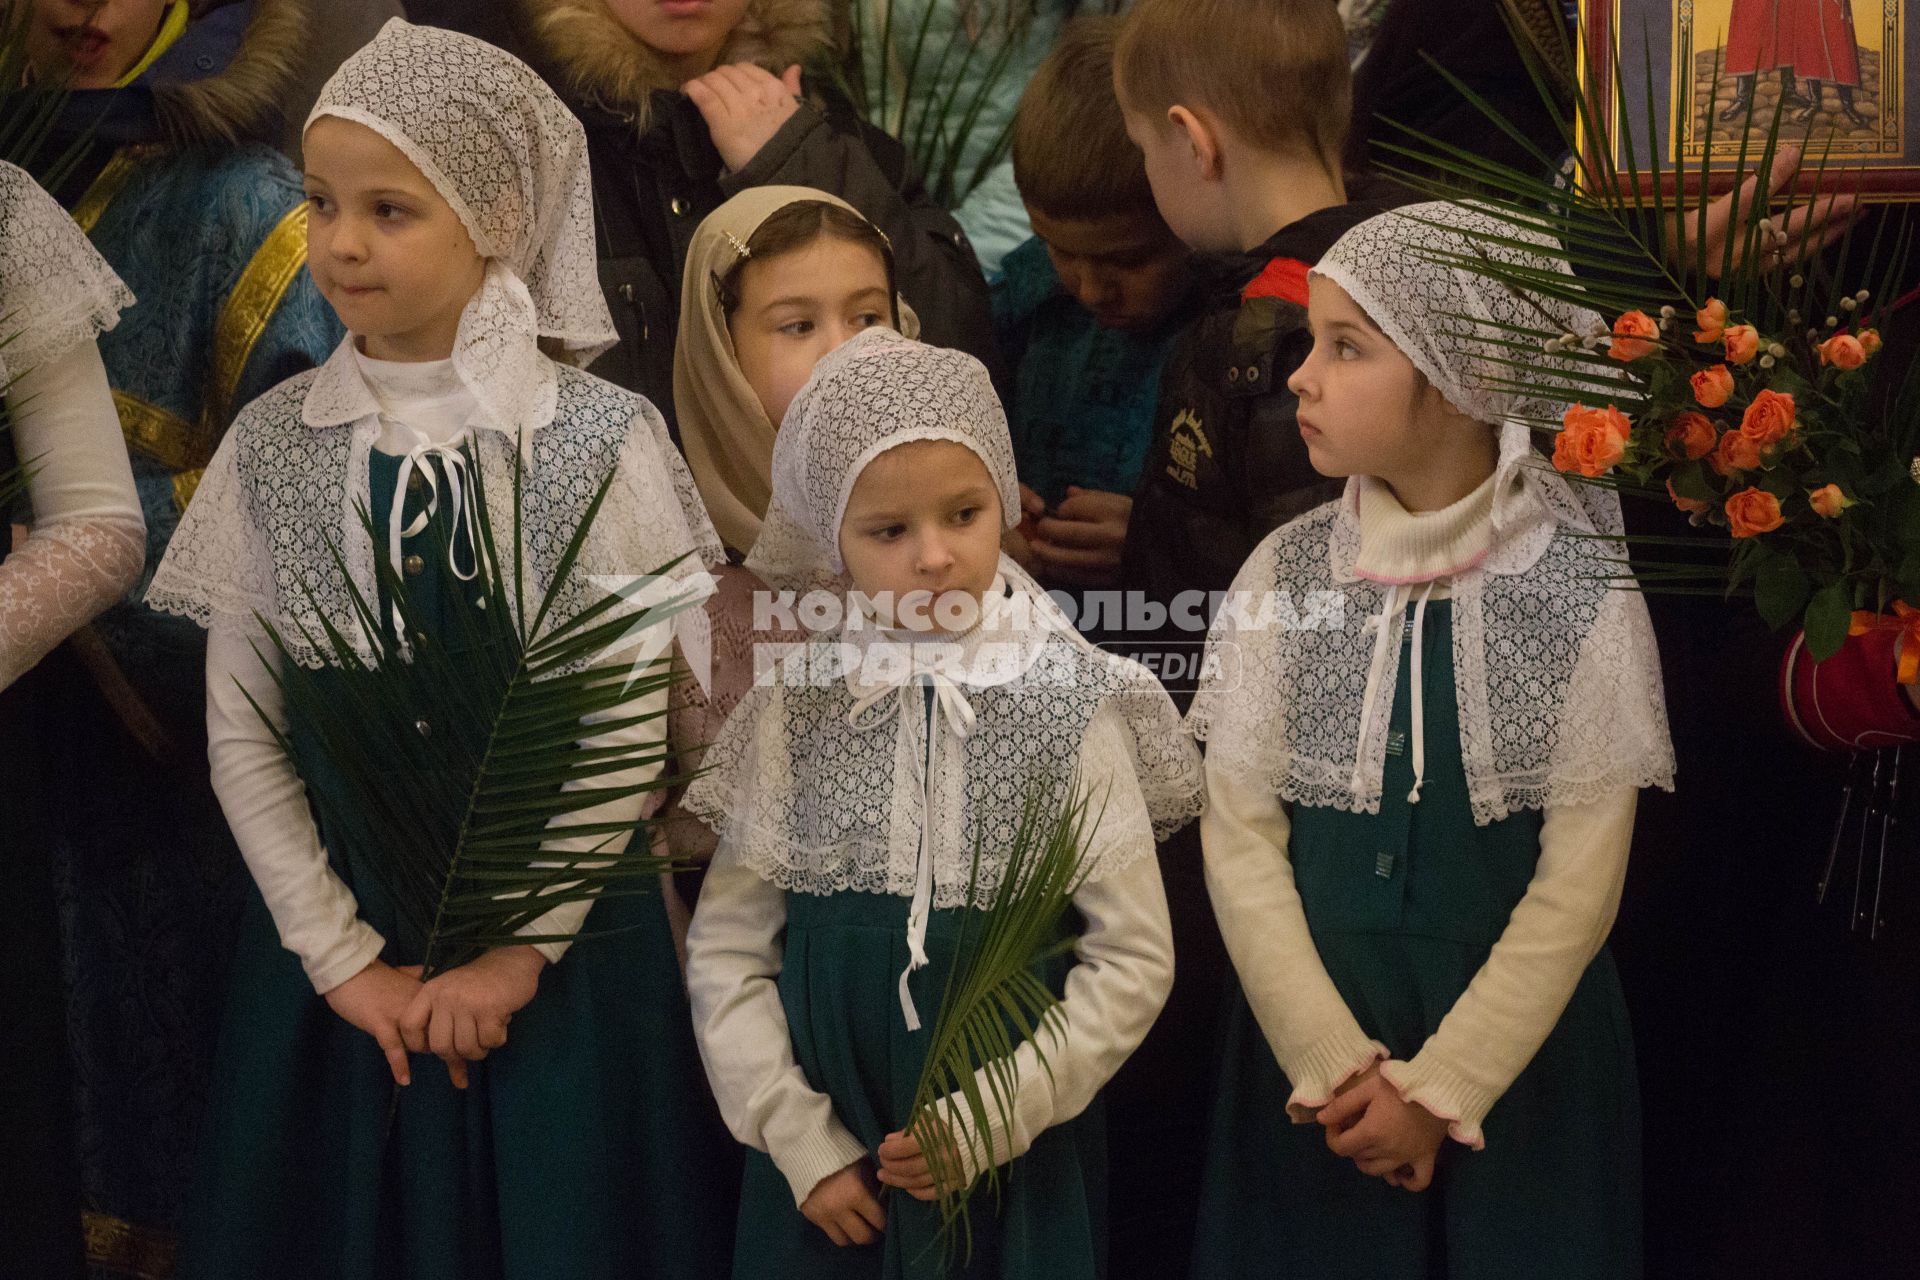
[1190,600,1642,1280]
[731,687,1109,1280]
[177,449,738,1280]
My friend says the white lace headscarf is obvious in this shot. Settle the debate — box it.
[745,328,1022,592]
[1311,199,1624,545]
[0,161,134,386]
[1188,201,1674,823]
[304,18,616,433]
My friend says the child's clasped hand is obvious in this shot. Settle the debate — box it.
[1315,1064,1450,1192]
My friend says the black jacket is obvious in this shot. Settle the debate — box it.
[574,88,998,429]
[1117,202,1390,697]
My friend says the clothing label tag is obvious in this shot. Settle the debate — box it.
[1385,729,1406,757]
[1374,850,1396,879]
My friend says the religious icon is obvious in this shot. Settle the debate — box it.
[1582,0,1920,193]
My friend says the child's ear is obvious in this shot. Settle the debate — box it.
[1167,105,1225,182]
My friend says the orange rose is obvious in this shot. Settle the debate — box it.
[1724,486,1785,538]
[1664,411,1717,460]
[1723,324,1761,365]
[1693,298,1729,343]
[1808,483,1854,518]
[1692,363,1735,408]
[1859,328,1883,356]
[1608,310,1660,362]
[1819,334,1866,369]
[1711,429,1762,475]
[1667,478,1713,515]
[1551,403,1633,476]
[1738,389,1797,448]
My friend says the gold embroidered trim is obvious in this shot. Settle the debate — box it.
[113,389,205,472]
[70,148,152,236]
[205,201,310,435]
[171,467,205,511]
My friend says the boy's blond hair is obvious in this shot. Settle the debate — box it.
[1011,17,1156,221]
[1115,0,1352,181]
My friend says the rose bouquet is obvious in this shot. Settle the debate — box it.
[1551,287,1916,669]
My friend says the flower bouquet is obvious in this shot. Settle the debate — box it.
[1372,37,1920,751]
[1373,26,1920,930]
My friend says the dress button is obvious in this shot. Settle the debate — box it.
[1246,365,1260,381]
[403,554,426,576]
[670,196,690,216]
[406,470,425,493]
[619,282,636,302]
[1226,366,1239,382]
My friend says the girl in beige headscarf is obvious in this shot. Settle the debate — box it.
[675,185,919,557]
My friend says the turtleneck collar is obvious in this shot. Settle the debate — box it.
[351,345,477,451]
[1349,472,1497,586]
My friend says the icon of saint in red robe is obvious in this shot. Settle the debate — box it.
[1719,0,1867,127]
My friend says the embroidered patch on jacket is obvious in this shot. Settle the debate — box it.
[1165,407,1213,489]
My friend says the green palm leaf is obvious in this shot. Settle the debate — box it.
[829,1,1122,208]
[905,775,1103,1268]
[249,442,708,976]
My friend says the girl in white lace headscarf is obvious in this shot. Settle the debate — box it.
[680,329,1199,1272]
[142,21,732,1277]
[1185,201,1672,1278]
[0,161,144,692]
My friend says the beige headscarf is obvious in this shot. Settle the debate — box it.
[674,185,919,556]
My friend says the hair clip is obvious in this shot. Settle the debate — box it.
[723,230,753,259]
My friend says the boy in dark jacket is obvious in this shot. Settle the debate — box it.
[1115,0,1386,696]
[1089,6,1386,1276]
[419,0,997,434]
[996,15,1198,596]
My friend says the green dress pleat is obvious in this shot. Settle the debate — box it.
[177,450,739,1279]
[1191,600,1642,1280]
[732,889,1107,1280]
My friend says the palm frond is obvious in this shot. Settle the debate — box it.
[832,1,1084,208]
[253,443,709,976]
[906,776,1102,1268]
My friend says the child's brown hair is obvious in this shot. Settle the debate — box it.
[1011,16,1157,222]
[1115,0,1352,183]
[716,199,899,327]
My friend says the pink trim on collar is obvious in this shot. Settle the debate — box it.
[1352,546,1490,586]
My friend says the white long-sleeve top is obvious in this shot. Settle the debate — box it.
[1203,761,1635,1150]
[686,694,1175,1207]
[0,337,145,691]
[203,352,668,993]
[1203,474,1641,1149]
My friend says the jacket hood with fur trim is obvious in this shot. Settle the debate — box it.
[516,0,830,129]
[154,0,307,147]
[51,0,308,149]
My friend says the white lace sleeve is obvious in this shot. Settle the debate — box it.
[143,405,284,635]
[680,676,778,841]
[1075,702,1162,883]
[0,160,134,384]
[629,395,725,572]
[0,338,144,692]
